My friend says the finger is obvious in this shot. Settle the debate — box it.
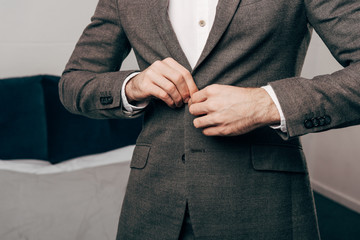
[202,127,219,136]
[147,83,176,108]
[193,114,219,129]
[163,67,190,103]
[188,98,193,106]
[144,66,183,107]
[153,75,184,107]
[152,59,189,101]
[163,58,198,98]
[191,89,208,104]
[202,126,229,136]
[189,102,209,116]
[152,60,189,104]
[202,125,246,137]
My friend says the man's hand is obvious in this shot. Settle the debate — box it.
[189,84,280,136]
[125,58,198,108]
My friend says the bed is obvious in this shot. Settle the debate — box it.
[0,75,142,240]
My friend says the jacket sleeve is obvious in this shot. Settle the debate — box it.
[269,0,360,139]
[59,0,139,119]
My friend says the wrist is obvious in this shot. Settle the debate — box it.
[257,88,281,126]
[125,77,138,104]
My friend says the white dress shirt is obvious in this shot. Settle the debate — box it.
[121,0,287,132]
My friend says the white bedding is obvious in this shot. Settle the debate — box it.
[0,145,135,174]
[0,145,134,240]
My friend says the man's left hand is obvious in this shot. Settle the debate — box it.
[188,84,280,136]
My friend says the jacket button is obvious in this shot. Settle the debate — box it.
[100,96,113,105]
[304,119,313,129]
[181,154,185,164]
[324,115,332,125]
[312,117,320,127]
[319,117,326,126]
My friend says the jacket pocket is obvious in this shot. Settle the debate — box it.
[130,144,151,169]
[251,144,307,173]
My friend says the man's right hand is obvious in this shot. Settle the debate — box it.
[125,58,198,108]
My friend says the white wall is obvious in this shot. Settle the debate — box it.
[301,33,360,213]
[1,0,360,212]
[0,0,138,78]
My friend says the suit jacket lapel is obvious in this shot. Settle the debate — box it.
[148,0,192,71]
[148,0,242,72]
[193,0,242,71]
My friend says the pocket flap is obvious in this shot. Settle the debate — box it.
[130,144,151,169]
[251,145,306,173]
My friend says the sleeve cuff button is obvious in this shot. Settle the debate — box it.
[312,118,320,127]
[304,119,313,129]
[325,115,332,125]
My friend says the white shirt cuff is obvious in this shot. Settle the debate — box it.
[261,85,287,133]
[121,72,149,114]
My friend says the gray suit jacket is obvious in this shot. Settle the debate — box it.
[60,0,360,239]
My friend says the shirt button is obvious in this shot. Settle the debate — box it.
[199,20,206,27]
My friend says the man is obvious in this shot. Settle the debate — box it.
[59,0,360,239]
